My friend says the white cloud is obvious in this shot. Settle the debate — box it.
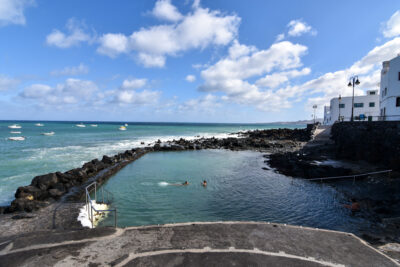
[0,75,19,91]
[382,10,400,38]
[151,0,183,22]
[198,40,309,111]
[185,75,196,82]
[255,68,311,88]
[275,33,285,42]
[287,19,316,37]
[0,0,34,26]
[97,3,240,67]
[46,18,92,48]
[97,33,129,58]
[20,78,98,105]
[121,78,147,89]
[50,63,89,76]
[114,90,160,105]
[178,94,220,112]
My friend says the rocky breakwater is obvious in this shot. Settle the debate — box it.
[331,121,400,173]
[2,148,150,213]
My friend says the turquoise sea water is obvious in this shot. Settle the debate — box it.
[97,150,387,236]
[0,120,304,206]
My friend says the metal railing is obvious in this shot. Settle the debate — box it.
[85,182,117,228]
[308,169,392,182]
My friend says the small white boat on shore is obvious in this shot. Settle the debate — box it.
[8,136,25,141]
[41,132,55,136]
[35,123,44,127]
[119,126,127,131]
[76,123,86,128]
[10,131,21,134]
[90,124,98,127]
[8,124,21,129]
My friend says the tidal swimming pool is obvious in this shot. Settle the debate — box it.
[97,150,380,235]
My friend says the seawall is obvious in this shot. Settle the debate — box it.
[331,121,400,171]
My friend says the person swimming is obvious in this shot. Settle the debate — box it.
[170,181,189,186]
[344,198,360,212]
[202,180,207,187]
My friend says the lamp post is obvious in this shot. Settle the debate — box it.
[347,76,360,122]
[338,94,342,122]
[313,104,317,124]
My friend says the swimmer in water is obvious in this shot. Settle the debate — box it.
[171,181,189,186]
[343,198,360,212]
[202,180,207,187]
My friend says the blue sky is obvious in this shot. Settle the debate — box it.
[1,0,400,122]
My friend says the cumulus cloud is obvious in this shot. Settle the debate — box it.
[178,94,220,112]
[151,0,183,22]
[46,18,92,48]
[382,10,400,38]
[50,63,89,76]
[0,75,20,91]
[121,78,147,89]
[255,68,311,88]
[97,2,240,67]
[198,40,309,111]
[114,90,160,105]
[0,0,34,26]
[185,75,196,82]
[20,78,98,105]
[287,19,316,37]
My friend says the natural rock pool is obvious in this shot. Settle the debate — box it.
[96,150,390,236]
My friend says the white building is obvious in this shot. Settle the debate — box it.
[380,55,400,120]
[323,90,380,125]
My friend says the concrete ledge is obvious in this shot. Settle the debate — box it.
[0,221,398,266]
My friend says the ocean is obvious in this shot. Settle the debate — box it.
[0,120,305,206]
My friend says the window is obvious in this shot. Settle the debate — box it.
[385,87,387,96]
[369,102,375,107]
[339,103,345,108]
[398,72,400,80]
[396,97,400,107]
[354,103,364,108]
[369,91,376,95]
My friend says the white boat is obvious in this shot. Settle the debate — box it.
[119,126,127,131]
[8,124,21,129]
[76,123,86,128]
[10,131,21,134]
[35,123,44,126]
[41,132,55,136]
[90,124,98,127]
[124,123,128,126]
[8,136,25,141]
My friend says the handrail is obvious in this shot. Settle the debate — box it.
[308,169,392,182]
[85,182,117,228]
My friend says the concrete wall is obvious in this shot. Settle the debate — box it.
[331,121,400,170]
[380,55,400,120]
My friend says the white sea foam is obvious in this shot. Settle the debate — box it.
[158,182,169,186]
[77,201,110,228]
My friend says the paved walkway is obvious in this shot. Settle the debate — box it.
[0,222,397,266]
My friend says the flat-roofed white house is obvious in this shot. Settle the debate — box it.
[323,90,380,125]
[380,55,400,120]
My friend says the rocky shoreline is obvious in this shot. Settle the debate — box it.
[0,125,317,215]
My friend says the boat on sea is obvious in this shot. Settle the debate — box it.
[41,132,55,136]
[10,131,21,134]
[35,123,44,126]
[90,124,98,127]
[119,126,127,131]
[76,123,86,128]
[124,123,128,126]
[8,136,25,141]
[8,124,21,129]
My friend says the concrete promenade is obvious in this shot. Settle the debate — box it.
[0,221,398,266]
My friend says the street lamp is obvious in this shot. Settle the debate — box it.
[313,104,317,124]
[338,95,342,122]
[347,76,360,122]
